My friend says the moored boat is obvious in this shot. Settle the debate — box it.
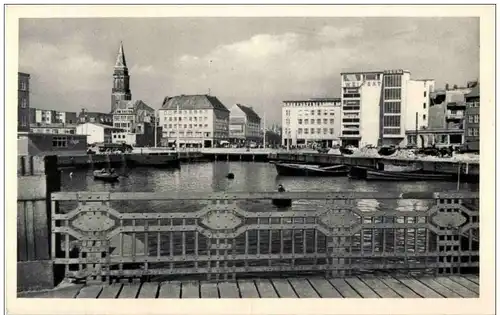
[93,169,120,182]
[348,166,455,181]
[274,163,349,177]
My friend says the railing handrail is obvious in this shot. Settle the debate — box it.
[51,190,479,201]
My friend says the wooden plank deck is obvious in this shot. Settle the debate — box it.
[18,275,480,299]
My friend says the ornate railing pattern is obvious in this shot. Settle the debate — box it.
[51,191,479,284]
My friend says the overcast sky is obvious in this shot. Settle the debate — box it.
[19,17,479,124]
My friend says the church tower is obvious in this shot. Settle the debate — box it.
[111,42,132,112]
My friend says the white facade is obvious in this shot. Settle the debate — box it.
[340,70,434,147]
[281,98,342,147]
[229,104,261,142]
[111,132,137,145]
[76,122,122,144]
[159,108,229,147]
[34,109,54,124]
[31,124,76,135]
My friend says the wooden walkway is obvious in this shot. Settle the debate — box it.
[19,275,479,298]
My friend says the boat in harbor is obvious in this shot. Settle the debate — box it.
[348,166,455,181]
[93,169,120,182]
[274,163,349,177]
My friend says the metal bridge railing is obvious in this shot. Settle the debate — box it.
[51,191,479,284]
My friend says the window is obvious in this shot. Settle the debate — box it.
[298,128,303,134]
[329,128,334,134]
[298,119,302,124]
[468,115,474,123]
[20,81,27,91]
[383,115,401,127]
[317,128,321,134]
[424,91,427,97]
[311,129,315,134]
[20,98,27,108]
[474,115,479,123]
[311,119,314,125]
[304,128,309,134]
[383,128,401,135]
[316,119,321,124]
[52,136,67,147]
[383,102,401,113]
[323,128,328,134]
[343,100,360,106]
[423,114,426,120]
[383,74,402,87]
[423,102,426,109]
[343,106,360,111]
[468,128,473,136]
[474,128,479,136]
[342,118,360,123]
[317,110,321,115]
[21,115,27,126]
[330,119,334,124]
[323,119,328,124]
[384,88,401,100]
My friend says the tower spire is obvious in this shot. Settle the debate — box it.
[115,41,127,68]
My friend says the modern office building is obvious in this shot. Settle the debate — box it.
[159,94,230,148]
[339,69,435,147]
[281,98,342,147]
[229,104,261,145]
[30,108,78,125]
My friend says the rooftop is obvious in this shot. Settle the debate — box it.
[466,83,480,98]
[161,94,230,112]
[235,104,260,121]
[283,98,341,103]
[78,122,125,130]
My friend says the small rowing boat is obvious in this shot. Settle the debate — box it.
[93,169,120,182]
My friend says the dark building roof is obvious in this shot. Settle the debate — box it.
[235,104,260,122]
[161,94,230,112]
[113,100,154,114]
[466,84,480,98]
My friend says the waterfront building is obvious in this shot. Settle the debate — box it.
[111,99,159,147]
[339,70,434,148]
[30,108,78,125]
[281,98,341,147]
[19,133,88,156]
[31,123,77,135]
[18,72,30,135]
[76,122,124,145]
[464,83,480,152]
[78,110,113,126]
[159,94,230,148]
[229,104,261,145]
[111,42,132,113]
[406,81,476,148]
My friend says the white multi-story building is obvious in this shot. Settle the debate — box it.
[281,98,342,147]
[159,94,230,148]
[340,70,435,147]
[229,104,261,145]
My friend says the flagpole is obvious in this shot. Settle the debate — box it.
[154,109,158,148]
[263,112,266,147]
[176,104,180,151]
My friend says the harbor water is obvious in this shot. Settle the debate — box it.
[59,161,479,275]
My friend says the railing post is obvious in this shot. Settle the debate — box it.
[17,155,61,292]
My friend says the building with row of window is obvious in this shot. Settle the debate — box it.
[406,81,478,149]
[282,98,342,147]
[18,72,30,135]
[229,104,262,145]
[464,83,480,151]
[158,94,230,148]
[339,70,435,148]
